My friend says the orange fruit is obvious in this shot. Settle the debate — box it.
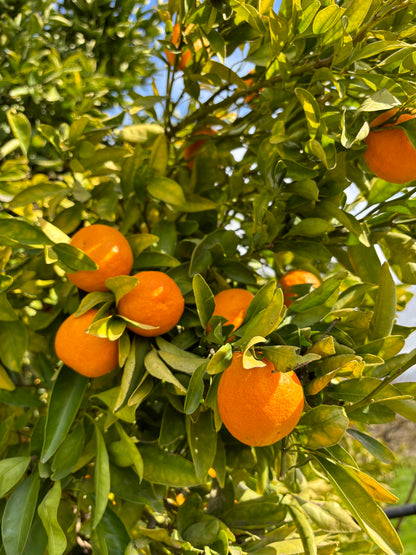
[165,23,205,71]
[67,224,134,292]
[243,70,263,104]
[278,270,321,307]
[55,308,119,378]
[364,107,416,184]
[183,129,214,170]
[217,352,304,446]
[117,271,184,337]
[207,288,254,333]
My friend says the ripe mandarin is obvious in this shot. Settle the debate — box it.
[364,107,416,184]
[55,308,119,378]
[208,288,254,333]
[67,224,134,292]
[117,271,184,337]
[217,352,304,446]
[279,270,321,307]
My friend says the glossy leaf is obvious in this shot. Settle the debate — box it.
[140,445,201,487]
[7,110,31,155]
[1,472,40,555]
[51,421,85,480]
[314,454,403,555]
[37,481,67,555]
[114,421,143,481]
[184,361,208,415]
[369,262,396,340]
[41,368,89,463]
[192,273,215,329]
[0,456,31,499]
[297,406,349,449]
[186,410,217,482]
[0,320,28,373]
[144,349,186,393]
[0,216,53,247]
[223,496,287,529]
[93,424,111,529]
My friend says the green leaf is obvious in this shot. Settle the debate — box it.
[149,134,168,176]
[296,406,349,449]
[192,273,215,329]
[1,472,40,555]
[52,242,98,272]
[114,336,148,412]
[0,320,28,373]
[144,349,186,393]
[147,177,186,206]
[314,453,403,555]
[114,421,143,481]
[117,123,164,143]
[292,497,360,534]
[318,201,369,246]
[0,216,53,247]
[347,429,395,464]
[223,496,287,529]
[369,262,396,340]
[229,0,266,34]
[344,0,372,33]
[0,365,15,391]
[261,345,319,373]
[183,515,221,549]
[184,362,208,415]
[37,481,67,555]
[207,344,233,375]
[9,183,68,209]
[7,110,31,155]
[295,88,321,139]
[140,444,202,487]
[94,506,131,555]
[348,242,383,283]
[51,421,85,481]
[286,217,333,238]
[285,500,317,555]
[0,456,31,499]
[74,292,114,316]
[41,368,89,463]
[93,424,111,529]
[186,410,217,482]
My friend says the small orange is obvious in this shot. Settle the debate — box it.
[183,129,215,170]
[67,224,134,292]
[165,23,191,70]
[217,352,304,446]
[207,288,254,333]
[117,271,184,337]
[278,270,321,307]
[55,308,119,378]
[364,107,416,184]
[243,70,264,104]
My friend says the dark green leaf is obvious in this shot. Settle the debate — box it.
[0,216,53,247]
[37,480,67,555]
[140,444,202,487]
[1,472,40,555]
[186,410,217,482]
[192,273,215,329]
[347,429,395,464]
[0,320,27,373]
[184,362,208,415]
[0,456,31,499]
[93,424,111,529]
[41,368,89,463]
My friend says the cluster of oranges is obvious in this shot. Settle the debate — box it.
[55,224,185,378]
[55,223,321,447]
[207,271,320,447]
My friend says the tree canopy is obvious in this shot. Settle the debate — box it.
[1,0,416,554]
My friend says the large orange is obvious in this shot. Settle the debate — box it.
[278,270,321,307]
[67,224,134,292]
[117,271,184,337]
[208,288,254,333]
[54,308,119,378]
[364,107,416,184]
[217,352,304,446]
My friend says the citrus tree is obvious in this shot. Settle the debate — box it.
[1,0,416,553]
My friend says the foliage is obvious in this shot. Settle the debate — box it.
[1,0,416,553]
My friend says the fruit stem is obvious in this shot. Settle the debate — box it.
[279,437,287,480]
